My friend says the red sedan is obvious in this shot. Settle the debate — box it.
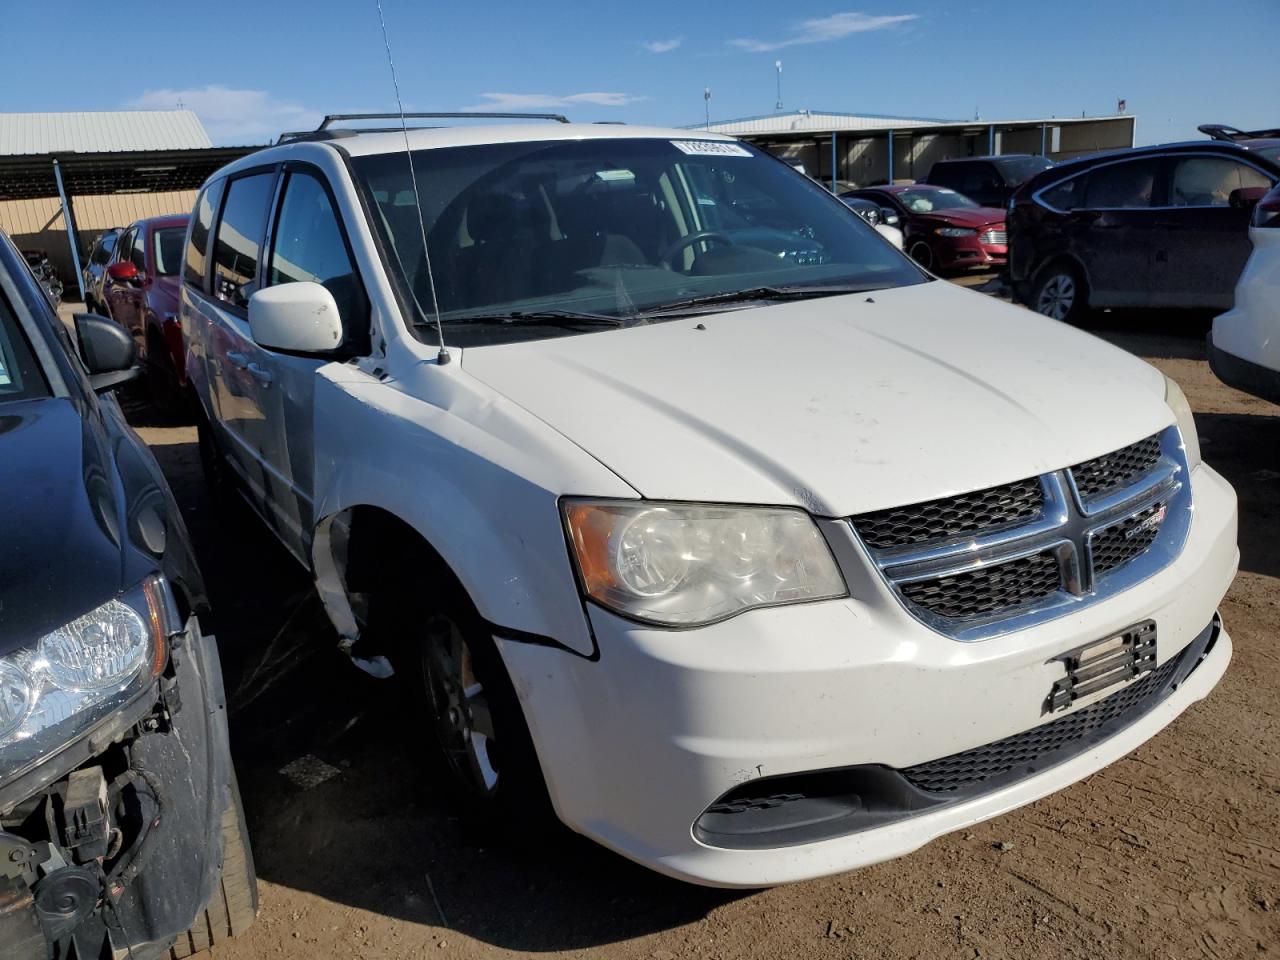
[848,184,1007,273]
[101,213,190,411]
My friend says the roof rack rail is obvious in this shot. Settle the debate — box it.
[1199,123,1280,142]
[317,111,570,130]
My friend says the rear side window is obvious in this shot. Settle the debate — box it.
[1039,176,1086,211]
[929,162,967,186]
[89,234,116,266]
[185,180,224,289]
[212,173,276,309]
[1170,156,1273,207]
[959,163,1000,195]
[115,229,135,266]
[1084,160,1159,209]
[267,170,366,326]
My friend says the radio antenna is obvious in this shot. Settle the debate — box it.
[375,0,450,364]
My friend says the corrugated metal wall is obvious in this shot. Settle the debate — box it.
[0,190,197,293]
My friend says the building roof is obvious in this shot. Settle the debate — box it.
[702,110,1135,138]
[0,111,212,156]
[702,111,953,136]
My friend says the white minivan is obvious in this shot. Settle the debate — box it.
[183,115,1237,888]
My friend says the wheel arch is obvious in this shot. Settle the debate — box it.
[1032,252,1092,307]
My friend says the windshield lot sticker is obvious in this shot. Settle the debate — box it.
[671,140,752,158]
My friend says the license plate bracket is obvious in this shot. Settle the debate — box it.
[1045,620,1157,714]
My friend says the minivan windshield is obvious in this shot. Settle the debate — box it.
[995,156,1054,185]
[352,137,925,342]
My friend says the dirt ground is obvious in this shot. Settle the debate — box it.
[119,295,1279,960]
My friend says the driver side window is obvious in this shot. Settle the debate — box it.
[267,169,367,334]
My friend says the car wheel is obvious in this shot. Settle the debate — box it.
[378,567,558,842]
[908,240,935,271]
[1031,264,1087,323]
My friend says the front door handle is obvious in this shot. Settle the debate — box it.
[247,362,274,386]
[226,351,250,370]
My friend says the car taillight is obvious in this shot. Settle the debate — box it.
[1253,185,1280,228]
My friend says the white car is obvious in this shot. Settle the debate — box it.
[182,116,1237,888]
[1210,183,1280,403]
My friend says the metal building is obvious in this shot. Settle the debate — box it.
[701,110,1137,190]
[0,111,254,297]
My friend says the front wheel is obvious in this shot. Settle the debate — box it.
[1031,263,1087,323]
[377,576,558,842]
[908,239,935,271]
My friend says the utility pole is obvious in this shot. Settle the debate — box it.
[775,60,783,111]
[704,87,712,130]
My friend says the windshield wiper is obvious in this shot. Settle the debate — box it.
[441,309,633,327]
[637,283,885,317]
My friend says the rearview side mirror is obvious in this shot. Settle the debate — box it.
[248,282,344,354]
[106,261,138,282]
[74,313,140,393]
[1229,186,1269,210]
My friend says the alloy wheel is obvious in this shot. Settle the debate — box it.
[908,241,934,270]
[1036,273,1076,320]
[421,616,499,796]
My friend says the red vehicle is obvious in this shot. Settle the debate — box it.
[102,214,190,408]
[846,184,1007,273]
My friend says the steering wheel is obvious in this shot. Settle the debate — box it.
[661,230,735,269]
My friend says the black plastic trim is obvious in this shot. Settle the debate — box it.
[1207,337,1280,405]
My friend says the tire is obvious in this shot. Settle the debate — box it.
[374,561,558,843]
[1030,262,1088,323]
[907,239,935,271]
[169,775,258,957]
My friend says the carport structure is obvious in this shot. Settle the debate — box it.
[702,110,1137,190]
[0,112,255,297]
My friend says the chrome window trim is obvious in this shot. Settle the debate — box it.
[851,426,1192,642]
[1031,151,1278,215]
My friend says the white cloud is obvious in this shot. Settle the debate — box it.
[468,92,646,110]
[643,37,683,53]
[123,85,321,144]
[729,11,917,52]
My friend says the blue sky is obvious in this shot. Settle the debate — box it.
[1,0,1274,146]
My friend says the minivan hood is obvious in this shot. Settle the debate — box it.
[462,281,1172,516]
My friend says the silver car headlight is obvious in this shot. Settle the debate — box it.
[562,500,848,627]
[1163,375,1201,470]
[0,576,173,779]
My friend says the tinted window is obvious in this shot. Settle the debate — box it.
[185,179,224,289]
[927,162,969,186]
[1039,176,1086,211]
[959,163,1000,196]
[115,229,135,266]
[1084,160,1159,209]
[994,156,1053,185]
[89,233,116,266]
[129,231,148,271]
[212,173,275,309]
[153,226,186,277]
[267,170,364,325]
[0,296,48,403]
[1170,156,1273,207]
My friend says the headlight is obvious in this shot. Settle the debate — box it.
[562,501,848,627]
[0,577,173,778]
[1163,375,1202,470]
[936,227,977,237]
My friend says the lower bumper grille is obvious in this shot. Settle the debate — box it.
[901,644,1184,794]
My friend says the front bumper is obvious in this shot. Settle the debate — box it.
[0,617,235,958]
[499,463,1237,887]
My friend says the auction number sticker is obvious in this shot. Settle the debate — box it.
[671,140,752,158]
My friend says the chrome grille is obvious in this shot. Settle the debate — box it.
[1070,434,1161,502]
[979,227,1008,244]
[853,478,1042,550]
[851,427,1191,641]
